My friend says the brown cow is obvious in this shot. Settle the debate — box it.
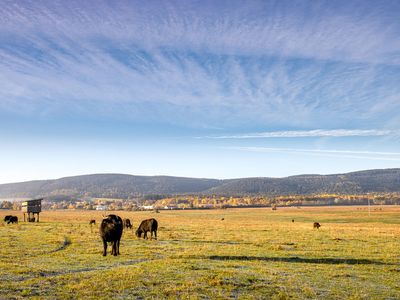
[313,222,321,229]
[99,215,123,256]
[123,218,132,229]
[135,218,158,240]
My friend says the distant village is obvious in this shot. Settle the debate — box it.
[1,192,400,211]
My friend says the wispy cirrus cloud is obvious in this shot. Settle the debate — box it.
[203,129,397,139]
[228,146,400,161]
[0,0,399,131]
[1,0,399,65]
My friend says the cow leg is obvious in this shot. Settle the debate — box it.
[154,230,157,240]
[117,239,120,255]
[144,231,148,239]
[113,241,118,256]
[102,239,107,256]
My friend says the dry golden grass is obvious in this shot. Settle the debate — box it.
[0,206,399,299]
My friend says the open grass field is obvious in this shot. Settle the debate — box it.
[0,206,399,299]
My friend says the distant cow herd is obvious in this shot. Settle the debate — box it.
[3,213,321,257]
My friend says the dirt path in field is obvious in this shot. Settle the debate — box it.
[40,258,150,277]
[50,236,72,253]
[11,258,151,282]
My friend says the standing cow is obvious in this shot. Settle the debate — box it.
[99,215,123,256]
[135,218,158,240]
[123,218,132,229]
[4,215,12,223]
[6,216,18,224]
[313,222,321,229]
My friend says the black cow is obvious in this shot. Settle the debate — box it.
[4,215,12,223]
[123,218,132,229]
[89,219,96,225]
[7,216,18,224]
[99,215,123,256]
[135,218,158,240]
[313,222,321,229]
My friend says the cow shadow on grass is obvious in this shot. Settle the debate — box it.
[206,255,394,265]
[166,239,253,245]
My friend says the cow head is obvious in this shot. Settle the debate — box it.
[135,229,143,238]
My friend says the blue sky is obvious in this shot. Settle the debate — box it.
[1,0,400,183]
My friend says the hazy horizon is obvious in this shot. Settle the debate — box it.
[1,0,400,184]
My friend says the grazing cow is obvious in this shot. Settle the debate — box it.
[292,219,295,223]
[4,215,12,223]
[313,222,321,229]
[99,214,123,256]
[7,216,18,224]
[89,219,96,225]
[123,218,132,229]
[135,218,158,240]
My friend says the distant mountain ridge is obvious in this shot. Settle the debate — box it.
[208,168,400,195]
[0,174,222,199]
[0,169,399,199]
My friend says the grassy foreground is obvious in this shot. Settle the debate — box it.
[0,206,399,299]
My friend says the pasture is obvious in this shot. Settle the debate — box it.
[0,206,399,299]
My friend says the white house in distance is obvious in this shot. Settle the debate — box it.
[164,205,178,210]
[96,204,108,211]
[141,205,154,210]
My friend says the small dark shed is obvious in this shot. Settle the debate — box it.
[22,198,42,222]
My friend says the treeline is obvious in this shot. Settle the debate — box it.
[2,193,399,212]
[150,193,400,209]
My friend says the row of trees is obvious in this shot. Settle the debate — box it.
[150,193,400,209]
[1,193,400,211]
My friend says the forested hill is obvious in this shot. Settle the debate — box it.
[0,169,399,199]
[0,174,222,199]
[207,168,400,195]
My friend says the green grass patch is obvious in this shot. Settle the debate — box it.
[1,206,399,299]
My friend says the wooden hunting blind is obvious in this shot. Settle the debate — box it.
[22,198,42,222]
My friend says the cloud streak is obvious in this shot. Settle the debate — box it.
[228,146,400,161]
[204,129,396,139]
